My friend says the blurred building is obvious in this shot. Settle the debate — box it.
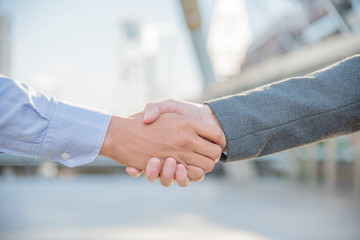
[0,14,10,76]
[117,20,200,116]
[117,21,149,116]
[204,0,360,98]
[243,0,359,69]
[145,24,200,101]
[198,0,360,191]
[1,1,359,192]
[207,0,252,79]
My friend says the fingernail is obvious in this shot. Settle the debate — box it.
[165,158,176,170]
[177,163,186,173]
[148,158,160,170]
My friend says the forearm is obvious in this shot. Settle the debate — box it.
[0,75,111,167]
[207,55,360,162]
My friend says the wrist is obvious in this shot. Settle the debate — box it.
[202,104,222,130]
[100,115,124,158]
[99,114,146,168]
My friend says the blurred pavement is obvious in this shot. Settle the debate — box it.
[0,175,359,240]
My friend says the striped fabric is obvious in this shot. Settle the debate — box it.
[0,75,111,167]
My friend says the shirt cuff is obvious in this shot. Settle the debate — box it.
[37,100,111,167]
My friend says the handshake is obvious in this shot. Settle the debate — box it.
[99,99,226,187]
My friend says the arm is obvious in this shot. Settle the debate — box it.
[0,75,110,167]
[128,55,360,184]
[0,75,225,179]
[207,54,360,162]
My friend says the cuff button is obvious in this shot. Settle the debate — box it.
[61,151,70,160]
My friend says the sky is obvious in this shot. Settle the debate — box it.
[0,0,299,114]
[0,0,201,113]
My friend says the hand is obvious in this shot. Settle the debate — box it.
[143,99,222,130]
[126,99,226,186]
[100,112,225,181]
[126,157,191,187]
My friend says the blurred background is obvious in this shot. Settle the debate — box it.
[0,0,360,239]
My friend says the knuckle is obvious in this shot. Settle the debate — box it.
[176,135,190,148]
[214,145,222,160]
[190,168,205,182]
[214,127,224,139]
[193,173,205,182]
[199,174,205,182]
[205,160,215,172]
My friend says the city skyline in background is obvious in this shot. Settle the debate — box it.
[0,2,359,238]
[0,0,299,115]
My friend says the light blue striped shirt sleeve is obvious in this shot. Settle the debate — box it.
[0,75,111,167]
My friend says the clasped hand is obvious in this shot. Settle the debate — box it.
[100,99,226,187]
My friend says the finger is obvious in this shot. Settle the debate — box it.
[180,152,216,173]
[187,165,205,182]
[160,157,177,187]
[191,120,227,150]
[143,103,161,124]
[193,138,223,163]
[143,100,178,124]
[144,158,161,182]
[126,167,143,178]
[175,164,191,187]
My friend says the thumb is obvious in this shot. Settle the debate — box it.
[143,103,161,124]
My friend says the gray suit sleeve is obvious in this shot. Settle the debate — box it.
[206,55,360,162]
